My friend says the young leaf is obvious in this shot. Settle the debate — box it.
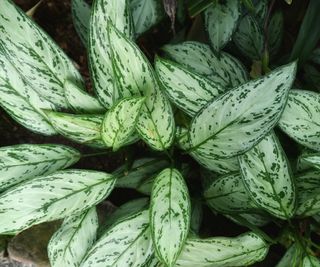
[0,169,116,234]
[204,0,240,52]
[303,255,320,267]
[239,132,296,219]
[268,11,284,57]
[254,0,268,25]
[46,111,105,147]
[0,144,80,192]
[101,97,144,151]
[155,57,224,117]
[48,207,98,267]
[71,0,91,46]
[276,244,303,267]
[279,90,320,151]
[189,62,296,160]
[89,0,134,108]
[163,41,248,88]
[234,15,264,60]
[150,168,191,267]
[300,152,320,170]
[190,199,203,235]
[176,232,268,267]
[64,80,105,114]
[81,210,153,267]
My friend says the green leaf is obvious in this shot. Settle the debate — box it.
[102,97,144,151]
[155,57,224,117]
[190,199,203,234]
[64,80,105,114]
[150,168,191,267]
[204,172,258,214]
[276,244,303,267]
[188,0,214,17]
[279,90,320,151]
[254,0,268,25]
[268,11,284,58]
[89,0,134,108]
[48,207,98,267]
[0,169,116,234]
[81,210,153,267]
[188,62,296,160]
[162,41,248,88]
[175,232,268,267]
[129,0,165,36]
[239,132,296,219]
[0,0,83,110]
[204,0,240,52]
[45,111,105,147]
[303,255,320,267]
[300,152,320,170]
[71,0,91,46]
[0,144,80,192]
[234,15,264,60]
[296,170,320,216]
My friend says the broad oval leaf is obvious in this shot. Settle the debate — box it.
[279,90,320,151]
[71,0,91,46]
[0,169,116,234]
[204,0,240,52]
[81,210,153,267]
[150,168,191,267]
[102,97,144,151]
[300,152,320,170]
[239,132,296,219]
[0,144,80,192]
[162,41,248,88]
[176,232,268,267]
[303,255,320,267]
[48,207,98,267]
[155,57,224,117]
[189,62,296,159]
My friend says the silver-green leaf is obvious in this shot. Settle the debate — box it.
[300,152,320,170]
[276,244,302,267]
[303,255,320,267]
[71,0,91,46]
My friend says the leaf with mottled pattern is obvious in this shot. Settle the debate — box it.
[48,207,98,267]
[0,169,116,234]
[81,210,153,267]
[279,90,320,151]
[300,152,320,170]
[189,62,296,160]
[162,41,248,88]
[204,0,240,52]
[71,0,91,46]
[268,11,284,57]
[239,132,296,219]
[150,168,190,267]
[0,144,80,192]
[303,255,320,267]
[276,244,302,267]
[175,232,268,267]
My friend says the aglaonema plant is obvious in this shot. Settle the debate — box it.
[0,0,319,266]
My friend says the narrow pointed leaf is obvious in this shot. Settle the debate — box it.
[268,11,284,57]
[102,97,144,150]
[279,90,320,151]
[204,0,240,52]
[71,0,91,46]
[163,41,248,88]
[189,62,296,159]
[0,144,80,192]
[239,132,296,219]
[303,255,320,267]
[176,232,268,267]
[150,168,191,266]
[155,57,224,116]
[81,210,153,267]
[300,152,320,170]
[0,169,116,234]
[48,207,98,267]
[190,199,203,234]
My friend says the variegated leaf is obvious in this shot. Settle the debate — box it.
[254,0,268,25]
[227,213,270,227]
[204,173,257,214]
[48,207,98,267]
[89,0,134,108]
[143,256,161,267]
[136,176,156,195]
[150,168,191,267]
[239,132,296,219]
[303,255,320,267]
[0,144,80,192]
[300,152,320,170]
[296,170,320,216]
[130,0,165,36]
[268,11,284,57]
[71,0,91,46]
[64,80,105,114]
[276,244,302,267]
[279,90,320,151]
[204,0,240,52]
[155,57,224,117]
[102,97,144,150]
[189,62,296,159]
[81,210,153,267]
[176,232,268,267]
[0,0,83,109]
[0,169,116,234]
[234,15,264,60]
[46,111,105,147]
[162,41,248,88]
